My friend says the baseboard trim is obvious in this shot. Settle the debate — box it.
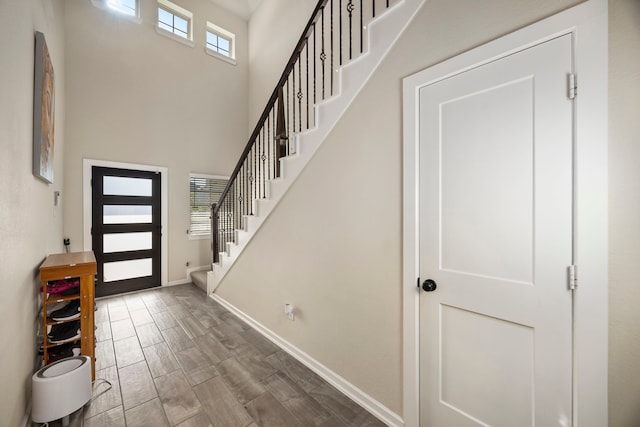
[21,400,31,427]
[167,278,191,286]
[209,293,404,427]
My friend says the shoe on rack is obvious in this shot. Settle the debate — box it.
[48,320,81,343]
[44,278,80,295]
[50,300,81,321]
[47,342,81,362]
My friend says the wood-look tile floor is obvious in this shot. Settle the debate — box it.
[42,284,386,427]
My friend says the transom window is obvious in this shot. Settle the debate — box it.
[206,22,235,60]
[157,0,192,40]
[206,32,230,57]
[99,0,138,17]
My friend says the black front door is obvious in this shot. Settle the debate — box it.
[92,166,161,297]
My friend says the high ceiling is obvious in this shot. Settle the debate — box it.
[209,0,263,20]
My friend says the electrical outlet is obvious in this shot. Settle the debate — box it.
[284,304,295,321]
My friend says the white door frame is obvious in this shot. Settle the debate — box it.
[401,1,608,426]
[83,158,169,287]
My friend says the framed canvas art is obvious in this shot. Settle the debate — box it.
[33,31,55,184]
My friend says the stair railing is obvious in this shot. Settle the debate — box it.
[213,0,397,263]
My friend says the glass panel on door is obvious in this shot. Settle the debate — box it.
[103,205,152,224]
[103,176,152,196]
[103,232,153,253]
[103,258,153,282]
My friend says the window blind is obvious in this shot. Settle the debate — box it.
[189,176,227,236]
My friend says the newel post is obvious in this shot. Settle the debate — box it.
[211,203,219,264]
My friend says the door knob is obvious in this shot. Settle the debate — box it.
[421,279,437,292]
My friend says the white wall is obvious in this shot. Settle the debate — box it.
[248,0,316,122]
[0,1,66,425]
[608,0,640,425]
[217,0,590,416]
[62,0,249,281]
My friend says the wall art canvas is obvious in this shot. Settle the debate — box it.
[33,31,55,184]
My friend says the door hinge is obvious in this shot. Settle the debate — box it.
[568,73,577,100]
[416,277,420,289]
[568,265,578,290]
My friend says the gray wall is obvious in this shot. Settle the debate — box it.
[219,0,640,424]
[0,1,66,425]
[248,0,316,122]
[608,0,640,425]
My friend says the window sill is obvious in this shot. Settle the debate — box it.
[188,233,210,241]
[156,26,195,48]
[205,47,237,66]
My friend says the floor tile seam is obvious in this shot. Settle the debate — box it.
[260,357,360,425]
[83,367,123,420]
[113,334,146,369]
[120,360,171,426]
[245,389,311,427]
[212,373,257,425]
[261,369,338,421]
[306,385,363,427]
[153,368,207,427]
[108,363,127,424]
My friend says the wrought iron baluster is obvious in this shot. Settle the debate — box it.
[321,6,325,100]
[257,132,262,199]
[252,145,256,211]
[298,51,302,133]
[238,164,246,219]
[373,0,375,18]
[360,0,363,54]
[339,0,343,65]
[348,0,353,60]
[245,161,249,216]
[330,0,334,97]
[232,182,236,232]
[285,80,290,151]
[313,23,317,106]
[225,198,229,248]
[272,108,277,177]
[266,113,271,182]
[246,151,250,216]
[262,125,266,197]
[245,160,249,216]
[260,130,264,198]
[292,65,297,137]
[306,39,309,129]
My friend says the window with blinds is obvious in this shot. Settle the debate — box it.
[189,174,228,236]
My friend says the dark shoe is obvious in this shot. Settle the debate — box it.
[47,342,81,362]
[50,300,81,321]
[48,320,81,343]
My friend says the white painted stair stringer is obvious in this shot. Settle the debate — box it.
[208,0,426,294]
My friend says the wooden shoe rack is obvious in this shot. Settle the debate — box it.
[39,251,96,380]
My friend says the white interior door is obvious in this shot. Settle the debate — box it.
[419,34,574,426]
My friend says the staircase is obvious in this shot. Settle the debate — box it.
[206,0,425,294]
